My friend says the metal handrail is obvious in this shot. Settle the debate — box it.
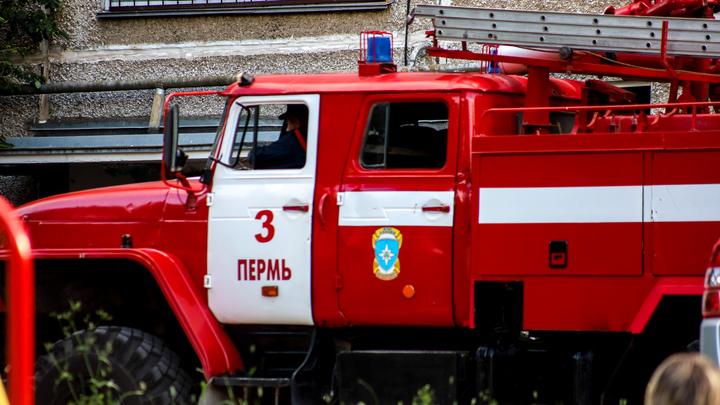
[479,100,720,135]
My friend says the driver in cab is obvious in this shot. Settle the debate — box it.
[249,104,308,169]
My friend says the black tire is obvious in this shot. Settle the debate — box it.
[36,326,193,405]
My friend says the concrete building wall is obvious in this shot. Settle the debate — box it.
[0,0,626,205]
[2,0,625,135]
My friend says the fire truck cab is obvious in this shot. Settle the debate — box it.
[198,76,468,329]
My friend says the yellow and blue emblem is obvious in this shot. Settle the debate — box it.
[372,227,402,280]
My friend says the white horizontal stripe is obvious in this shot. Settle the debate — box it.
[647,184,720,222]
[479,186,642,224]
[32,31,429,64]
[339,191,454,227]
[479,184,720,224]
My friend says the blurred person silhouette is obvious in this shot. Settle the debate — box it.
[645,352,720,405]
[249,104,308,169]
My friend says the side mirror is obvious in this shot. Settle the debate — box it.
[163,104,187,177]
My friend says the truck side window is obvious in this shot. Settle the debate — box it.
[226,103,308,170]
[360,101,448,169]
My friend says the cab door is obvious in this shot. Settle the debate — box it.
[337,95,459,327]
[207,94,319,325]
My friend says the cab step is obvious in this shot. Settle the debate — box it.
[224,325,315,379]
[212,376,291,388]
[209,376,290,405]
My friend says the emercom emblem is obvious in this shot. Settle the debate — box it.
[372,227,403,281]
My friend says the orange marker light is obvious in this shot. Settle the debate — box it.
[402,285,416,299]
[262,286,279,297]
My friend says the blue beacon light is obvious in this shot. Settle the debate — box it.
[367,36,393,63]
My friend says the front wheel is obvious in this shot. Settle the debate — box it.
[36,326,193,405]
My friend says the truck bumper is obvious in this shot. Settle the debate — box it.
[701,318,720,367]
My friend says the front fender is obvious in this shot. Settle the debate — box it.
[32,248,243,379]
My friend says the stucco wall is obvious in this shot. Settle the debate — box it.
[0,0,634,204]
[0,0,627,139]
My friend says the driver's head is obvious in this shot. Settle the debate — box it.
[279,105,309,131]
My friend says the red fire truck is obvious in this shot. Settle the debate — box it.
[8,0,720,403]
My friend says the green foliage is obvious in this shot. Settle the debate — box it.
[46,301,148,405]
[0,136,13,148]
[475,390,499,405]
[50,300,113,339]
[213,376,265,405]
[0,0,67,92]
[411,384,435,405]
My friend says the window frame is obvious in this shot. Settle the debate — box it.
[101,0,391,17]
[358,99,451,171]
[216,95,318,175]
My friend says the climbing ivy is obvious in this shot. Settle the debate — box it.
[0,0,67,92]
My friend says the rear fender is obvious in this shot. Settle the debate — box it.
[630,277,704,334]
[32,248,243,379]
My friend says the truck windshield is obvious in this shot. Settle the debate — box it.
[201,98,232,183]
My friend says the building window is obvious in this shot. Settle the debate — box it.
[105,0,390,14]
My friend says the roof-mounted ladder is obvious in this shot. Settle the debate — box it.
[411,5,720,59]
[410,5,720,133]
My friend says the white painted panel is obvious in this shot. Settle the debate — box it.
[51,32,430,64]
[339,191,455,227]
[647,184,720,222]
[479,184,720,224]
[207,94,319,325]
[208,178,314,325]
[478,186,643,224]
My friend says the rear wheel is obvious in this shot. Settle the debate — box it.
[36,326,193,405]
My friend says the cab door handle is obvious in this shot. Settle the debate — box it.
[422,204,450,213]
[283,204,309,212]
[318,191,329,226]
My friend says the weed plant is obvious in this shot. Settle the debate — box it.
[38,305,630,405]
[44,300,145,405]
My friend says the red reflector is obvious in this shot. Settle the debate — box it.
[262,286,279,297]
[703,291,720,317]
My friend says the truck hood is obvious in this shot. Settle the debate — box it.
[17,181,171,222]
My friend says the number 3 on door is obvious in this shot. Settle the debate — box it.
[255,210,275,243]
